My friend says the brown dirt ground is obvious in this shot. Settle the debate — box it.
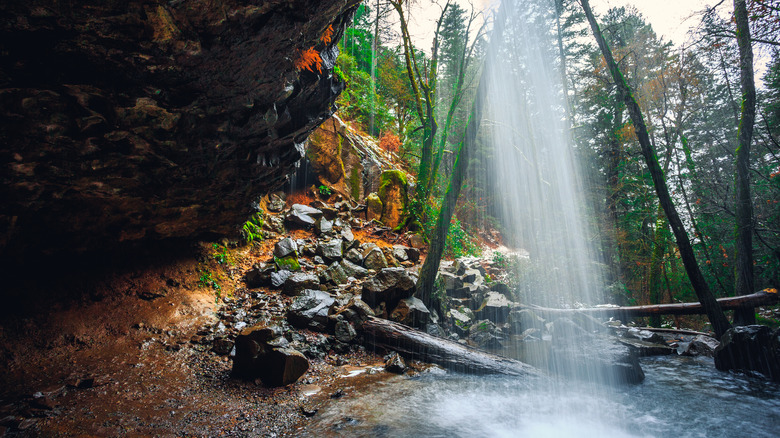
[0,231,396,437]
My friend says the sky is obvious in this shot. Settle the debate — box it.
[402,0,770,83]
[405,0,716,50]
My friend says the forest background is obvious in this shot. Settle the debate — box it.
[330,0,779,326]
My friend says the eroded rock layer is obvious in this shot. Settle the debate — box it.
[0,0,359,256]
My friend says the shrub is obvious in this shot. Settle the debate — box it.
[379,132,401,153]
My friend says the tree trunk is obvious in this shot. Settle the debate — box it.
[554,0,572,128]
[522,289,777,320]
[580,0,732,338]
[604,99,625,288]
[733,0,757,326]
[361,316,541,376]
[415,1,510,310]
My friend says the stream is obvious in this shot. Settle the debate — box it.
[300,355,780,437]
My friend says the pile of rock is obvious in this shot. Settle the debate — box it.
[231,198,426,385]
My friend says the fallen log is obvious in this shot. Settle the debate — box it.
[361,316,541,377]
[522,289,778,320]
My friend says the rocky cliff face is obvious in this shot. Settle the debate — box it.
[0,0,359,256]
[306,115,395,201]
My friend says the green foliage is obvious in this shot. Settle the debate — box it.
[318,185,332,196]
[444,216,481,259]
[210,243,232,265]
[197,267,222,303]
[242,211,264,244]
[333,64,347,84]
[335,50,393,136]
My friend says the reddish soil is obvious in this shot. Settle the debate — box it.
[0,238,390,437]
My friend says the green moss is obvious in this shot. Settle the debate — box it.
[378,170,409,204]
[337,134,346,176]
[378,169,409,200]
[274,254,301,271]
[349,167,361,200]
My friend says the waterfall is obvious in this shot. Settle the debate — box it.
[483,0,604,310]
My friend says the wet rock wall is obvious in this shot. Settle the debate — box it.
[0,0,359,257]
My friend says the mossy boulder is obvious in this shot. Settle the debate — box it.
[366,193,383,222]
[274,255,301,272]
[377,170,409,228]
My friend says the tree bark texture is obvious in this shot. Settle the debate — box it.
[361,316,541,376]
[733,0,757,325]
[580,0,732,338]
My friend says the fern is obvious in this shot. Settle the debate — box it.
[320,25,334,44]
[294,47,323,74]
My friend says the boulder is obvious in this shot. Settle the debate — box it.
[714,325,780,381]
[267,194,286,213]
[348,298,376,322]
[385,352,407,374]
[286,204,323,227]
[314,217,333,235]
[361,267,416,309]
[317,238,343,263]
[287,289,336,332]
[382,247,400,267]
[321,262,349,285]
[363,247,389,270]
[334,320,357,343]
[340,226,355,242]
[450,307,473,337]
[273,237,298,259]
[409,234,425,249]
[475,291,515,323]
[344,248,364,265]
[405,247,421,263]
[282,273,320,296]
[507,309,545,334]
[625,327,665,344]
[365,193,383,222]
[245,262,276,288]
[232,324,309,387]
[680,335,720,357]
[392,245,410,262]
[439,271,463,291]
[461,269,483,284]
[448,283,481,299]
[274,254,301,272]
[270,270,292,288]
[549,318,644,384]
[390,297,431,328]
[468,320,505,350]
[262,215,286,234]
[377,170,409,228]
[340,259,368,279]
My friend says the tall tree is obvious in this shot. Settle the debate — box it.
[389,0,446,224]
[580,0,732,338]
[416,2,509,310]
[732,0,757,325]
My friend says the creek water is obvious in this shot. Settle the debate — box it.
[301,355,780,437]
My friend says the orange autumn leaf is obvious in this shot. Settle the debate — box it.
[320,25,334,44]
[294,47,322,74]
